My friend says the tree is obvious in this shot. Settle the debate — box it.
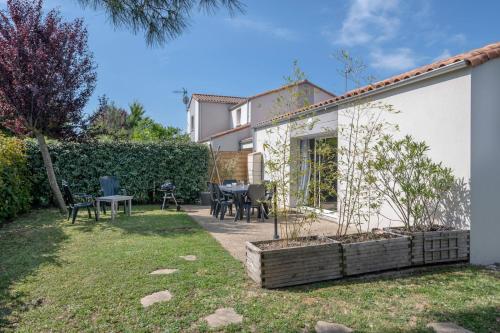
[86,97,188,142]
[86,95,130,141]
[371,135,455,231]
[0,0,97,214]
[262,61,320,243]
[77,0,245,46]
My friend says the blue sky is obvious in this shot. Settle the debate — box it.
[4,0,499,129]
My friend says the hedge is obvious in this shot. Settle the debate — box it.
[0,134,31,224]
[26,140,209,206]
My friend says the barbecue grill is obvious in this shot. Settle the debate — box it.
[159,180,180,211]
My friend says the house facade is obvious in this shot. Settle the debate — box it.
[187,80,335,151]
[188,42,500,265]
[252,42,500,265]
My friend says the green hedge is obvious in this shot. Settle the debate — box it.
[0,134,31,223]
[26,140,209,206]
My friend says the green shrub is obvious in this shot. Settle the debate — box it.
[0,134,31,223]
[26,140,209,206]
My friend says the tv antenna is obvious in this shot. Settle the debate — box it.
[173,88,189,108]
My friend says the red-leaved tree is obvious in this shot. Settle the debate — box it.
[0,0,97,213]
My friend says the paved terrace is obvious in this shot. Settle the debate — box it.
[184,205,345,262]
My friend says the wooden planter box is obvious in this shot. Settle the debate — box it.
[246,236,342,289]
[387,228,470,266]
[339,233,411,276]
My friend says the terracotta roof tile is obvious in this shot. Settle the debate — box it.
[256,41,500,127]
[191,93,247,104]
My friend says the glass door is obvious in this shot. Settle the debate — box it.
[303,137,337,212]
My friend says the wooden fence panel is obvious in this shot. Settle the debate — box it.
[209,150,251,183]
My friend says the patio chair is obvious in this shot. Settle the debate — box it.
[99,176,127,214]
[208,182,217,215]
[61,180,97,224]
[222,179,237,185]
[244,184,269,223]
[213,183,233,220]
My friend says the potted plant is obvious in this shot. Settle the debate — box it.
[246,64,343,288]
[371,135,470,265]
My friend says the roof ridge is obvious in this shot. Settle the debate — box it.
[229,79,336,110]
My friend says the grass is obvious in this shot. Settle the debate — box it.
[0,206,498,332]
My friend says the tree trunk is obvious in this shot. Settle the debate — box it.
[34,131,67,214]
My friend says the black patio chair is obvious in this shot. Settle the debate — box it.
[99,176,127,214]
[213,183,233,220]
[61,180,97,224]
[244,184,269,223]
[208,182,217,216]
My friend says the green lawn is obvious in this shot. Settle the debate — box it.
[0,206,498,332]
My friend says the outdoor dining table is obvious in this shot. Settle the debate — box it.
[219,184,249,222]
[95,195,133,221]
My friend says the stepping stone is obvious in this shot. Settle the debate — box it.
[180,255,197,261]
[315,321,353,333]
[204,307,243,328]
[140,290,172,308]
[426,322,474,333]
[150,268,178,275]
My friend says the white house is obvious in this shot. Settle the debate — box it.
[252,41,500,265]
[187,80,335,151]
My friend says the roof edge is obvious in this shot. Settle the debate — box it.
[254,60,469,129]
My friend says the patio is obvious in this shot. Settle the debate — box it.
[184,205,346,261]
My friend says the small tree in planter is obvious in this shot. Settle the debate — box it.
[371,135,469,265]
[371,135,455,231]
[328,100,411,276]
[324,51,411,276]
[246,62,342,288]
[261,61,322,243]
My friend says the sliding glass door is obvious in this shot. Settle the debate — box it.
[299,137,337,212]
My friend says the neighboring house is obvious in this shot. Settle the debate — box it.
[187,80,335,151]
[253,41,500,265]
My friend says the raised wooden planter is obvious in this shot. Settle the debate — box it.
[339,233,411,276]
[246,236,342,289]
[387,228,470,266]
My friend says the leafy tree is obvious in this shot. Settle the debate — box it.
[86,97,188,142]
[131,118,189,142]
[371,135,455,231]
[86,95,130,141]
[77,0,245,45]
[0,0,97,213]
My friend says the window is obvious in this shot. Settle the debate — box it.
[190,115,194,132]
[236,108,241,126]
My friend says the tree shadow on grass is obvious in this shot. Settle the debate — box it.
[69,205,203,239]
[426,305,500,333]
[281,264,495,292]
[0,209,68,330]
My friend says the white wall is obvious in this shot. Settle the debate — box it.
[199,102,233,141]
[187,100,199,142]
[230,102,249,128]
[470,58,500,265]
[336,67,472,229]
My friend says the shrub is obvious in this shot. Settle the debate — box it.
[0,134,31,224]
[371,135,455,231]
[26,140,209,206]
